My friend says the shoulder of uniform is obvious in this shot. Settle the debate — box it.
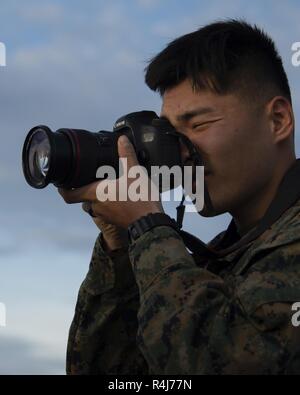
[257,197,300,249]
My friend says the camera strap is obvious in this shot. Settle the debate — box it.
[176,193,219,260]
[176,195,186,229]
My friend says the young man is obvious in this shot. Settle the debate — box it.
[61,19,300,374]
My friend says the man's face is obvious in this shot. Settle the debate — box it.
[160,79,276,217]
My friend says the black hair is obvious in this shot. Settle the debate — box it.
[145,19,292,104]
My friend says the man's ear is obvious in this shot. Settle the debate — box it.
[266,96,294,143]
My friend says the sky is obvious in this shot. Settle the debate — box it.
[0,0,300,374]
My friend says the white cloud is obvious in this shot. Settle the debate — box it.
[13,45,74,69]
[115,49,140,67]
[0,248,88,373]
[0,229,18,255]
[98,3,125,28]
[0,335,65,374]
[18,3,64,24]
[136,0,162,9]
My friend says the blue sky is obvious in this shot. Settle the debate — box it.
[0,0,300,374]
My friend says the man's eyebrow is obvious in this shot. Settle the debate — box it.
[176,107,215,123]
[159,107,216,125]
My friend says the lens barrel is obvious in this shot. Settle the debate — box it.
[22,126,118,189]
[22,111,184,191]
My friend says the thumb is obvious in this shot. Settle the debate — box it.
[118,135,138,169]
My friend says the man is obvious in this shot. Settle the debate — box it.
[60,19,300,374]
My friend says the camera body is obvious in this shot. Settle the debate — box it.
[22,111,183,190]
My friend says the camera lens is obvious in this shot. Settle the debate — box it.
[22,127,54,188]
[22,125,119,189]
[22,111,182,191]
[29,129,51,182]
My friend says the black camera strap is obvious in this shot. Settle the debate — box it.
[175,195,220,260]
[176,195,186,229]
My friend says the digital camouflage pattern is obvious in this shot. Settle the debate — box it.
[66,197,300,375]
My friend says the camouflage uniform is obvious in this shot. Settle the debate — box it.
[66,170,300,374]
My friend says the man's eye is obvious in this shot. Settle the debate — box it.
[192,121,212,130]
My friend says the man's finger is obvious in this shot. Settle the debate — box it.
[118,135,138,169]
[58,182,99,204]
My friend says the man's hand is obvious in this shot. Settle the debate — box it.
[82,204,129,252]
[58,135,163,229]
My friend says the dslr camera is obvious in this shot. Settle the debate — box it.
[22,111,202,192]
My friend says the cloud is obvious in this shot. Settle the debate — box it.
[0,335,64,374]
[17,3,64,24]
[21,223,97,252]
[98,3,125,29]
[13,44,74,69]
[1,0,300,374]
[136,0,162,9]
[0,230,20,255]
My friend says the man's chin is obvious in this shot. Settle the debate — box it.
[196,201,225,217]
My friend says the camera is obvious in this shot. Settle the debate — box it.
[22,111,184,190]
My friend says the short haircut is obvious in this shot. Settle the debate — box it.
[145,19,292,105]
